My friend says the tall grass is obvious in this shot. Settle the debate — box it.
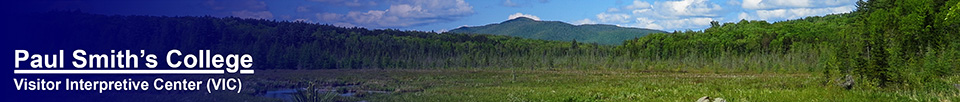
[293,82,338,102]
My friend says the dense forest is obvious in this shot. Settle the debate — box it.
[21,11,625,70]
[623,0,960,89]
[449,17,665,45]
[13,0,959,90]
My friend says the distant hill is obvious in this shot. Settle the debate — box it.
[17,11,620,69]
[448,17,666,45]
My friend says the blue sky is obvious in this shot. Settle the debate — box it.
[16,0,859,32]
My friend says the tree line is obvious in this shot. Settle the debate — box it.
[622,0,960,89]
[20,0,959,89]
[24,11,621,70]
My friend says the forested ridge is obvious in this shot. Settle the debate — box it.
[14,0,960,90]
[448,17,666,45]
[23,11,622,70]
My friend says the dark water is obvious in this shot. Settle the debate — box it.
[262,88,301,101]
[260,85,390,102]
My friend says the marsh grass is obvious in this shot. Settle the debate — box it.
[254,69,958,101]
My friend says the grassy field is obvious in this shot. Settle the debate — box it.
[243,69,960,102]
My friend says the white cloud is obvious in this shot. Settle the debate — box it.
[664,17,714,28]
[579,0,724,31]
[573,19,597,25]
[386,0,473,18]
[206,0,274,19]
[231,10,274,19]
[333,23,357,27]
[743,0,805,9]
[624,0,652,9]
[345,1,377,7]
[625,0,653,14]
[607,8,620,12]
[742,0,856,10]
[317,13,341,21]
[625,17,712,30]
[500,0,549,7]
[205,0,268,11]
[508,12,541,20]
[597,13,631,23]
[308,0,378,7]
[631,9,651,14]
[297,6,310,12]
[658,0,723,17]
[632,17,663,29]
[503,0,518,7]
[738,12,751,20]
[754,5,855,20]
[346,10,387,25]
[755,9,787,20]
[315,0,474,27]
[727,0,740,6]
[574,0,859,31]
[387,4,425,17]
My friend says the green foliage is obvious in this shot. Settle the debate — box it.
[622,0,960,89]
[623,14,854,59]
[448,17,666,45]
[850,0,960,88]
[34,0,960,90]
[266,69,959,101]
[293,82,338,102]
[32,11,624,70]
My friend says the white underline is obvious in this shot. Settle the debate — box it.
[13,70,255,74]
[239,70,254,74]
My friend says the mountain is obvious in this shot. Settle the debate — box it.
[448,17,666,45]
[17,11,620,69]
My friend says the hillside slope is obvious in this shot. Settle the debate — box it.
[12,11,619,69]
[448,17,665,45]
